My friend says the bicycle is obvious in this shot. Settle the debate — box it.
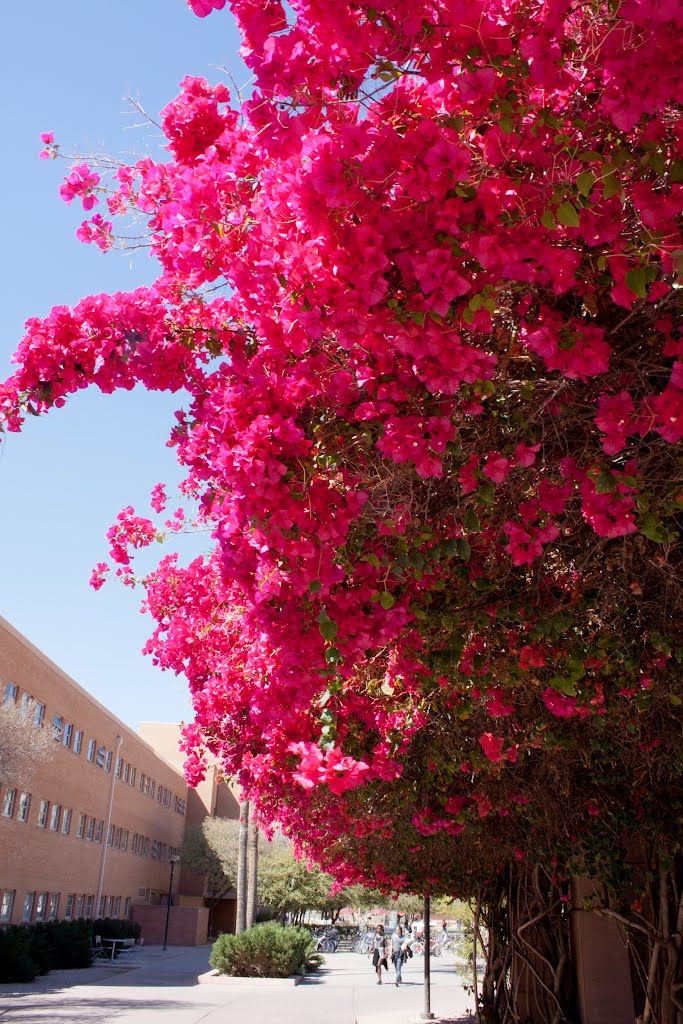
[314,926,340,953]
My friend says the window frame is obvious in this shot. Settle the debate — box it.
[2,787,17,817]
[37,799,49,828]
[17,792,31,822]
[0,890,15,922]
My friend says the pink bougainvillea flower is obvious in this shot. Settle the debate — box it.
[479,733,505,763]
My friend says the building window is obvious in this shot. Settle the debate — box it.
[123,762,130,783]
[120,829,129,852]
[2,787,16,817]
[61,808,72,835]
[112,896,121,917]
[105,896,112,917]
[33,702,45,728]
[3,682,17,704]
[86,739,96,762]
[97,895,105,917]
[17,792,31,822]
[49,803,61,831]
[151,840,159,861]
[73,729,83,754]
[150,780,155,799]
[52,714,63,741]
[62,722,73,748]
[130,767,136,787]
[104,750,112,773]
[131,833,138,855]
[96,745,107,769]
[139,772,145,793]
[64,894,74,920]
[144,777,152,798]
[85,817,94,841]
[35,892,47,921]
[124,897,131,918]
[76,812,86,838]
[94,819,103,843]
[22,892,35,922]
[37,799,49,828]
[114,826,121,848]
[85,895,94,918]
[75,894,84,918]
[48,894,60,921]
[1,890,15,922]
[115,757,123,779]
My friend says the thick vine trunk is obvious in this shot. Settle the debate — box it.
[235,799,249,934]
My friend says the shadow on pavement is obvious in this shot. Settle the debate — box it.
[0,997,202,1023]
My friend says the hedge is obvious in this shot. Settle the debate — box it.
[210,923,322,978]
[0,917,141,984]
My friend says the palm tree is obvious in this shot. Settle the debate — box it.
[235,799,249,933]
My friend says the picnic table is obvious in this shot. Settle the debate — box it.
[101,937,136,960]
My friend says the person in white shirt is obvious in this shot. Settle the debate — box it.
[371,925,388,984]
[391,926,406,986]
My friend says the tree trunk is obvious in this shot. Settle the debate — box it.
[246,814,259,929]
[235,799,249,934]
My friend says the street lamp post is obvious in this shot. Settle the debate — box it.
[419,893,435,1021]
[162,855,181,951]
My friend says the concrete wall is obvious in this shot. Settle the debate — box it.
[131,903,209,945]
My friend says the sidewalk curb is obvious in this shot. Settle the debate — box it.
[197,969,303,986]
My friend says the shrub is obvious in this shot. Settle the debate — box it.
[46,921,92,969]
[210,923,322,978]
[0,927,38,983]
[89,917,141,942]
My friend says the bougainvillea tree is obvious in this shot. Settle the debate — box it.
[3,0,682,1017]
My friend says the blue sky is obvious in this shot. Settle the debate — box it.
[0,3,245,729]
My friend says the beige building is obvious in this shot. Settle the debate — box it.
[0,616,237,941]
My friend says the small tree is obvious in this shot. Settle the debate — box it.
[0,700,54,786]
[181,816,240,931]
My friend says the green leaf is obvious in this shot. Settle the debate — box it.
[625,267,649,299]
[319,619,338,641]
[308,580,322,594]
[556,201,580,227]
[463,508,481,533]
[380,591,396,610]
[603,172,621,199]
[541,208,556,229]
[596,469,617,494]
[456,538,472,561]
[576,171,595,197]
[639,513,667,544]
[550,676,577,697]
[669,694,682,707]
[325,647,342,665]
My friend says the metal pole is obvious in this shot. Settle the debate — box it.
[421,893,435,1020]
[162,859,175,951]
[95,734,122,916]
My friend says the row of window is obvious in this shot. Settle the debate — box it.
[2,682,186,816]
[0,889,132,924]
[1,787,179,864]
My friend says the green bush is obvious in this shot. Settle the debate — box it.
[0,927,38,983]
[210,923,322,978]
[46,921,93,969]
[89,917,141,942]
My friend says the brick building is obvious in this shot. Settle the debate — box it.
[0,615,237,941]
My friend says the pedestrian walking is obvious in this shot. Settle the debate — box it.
[391,925,406,986]
[371,924,388,984]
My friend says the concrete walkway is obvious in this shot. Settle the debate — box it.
[0,946,474,1024]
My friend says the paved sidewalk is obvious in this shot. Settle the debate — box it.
[0,946,474,1024]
